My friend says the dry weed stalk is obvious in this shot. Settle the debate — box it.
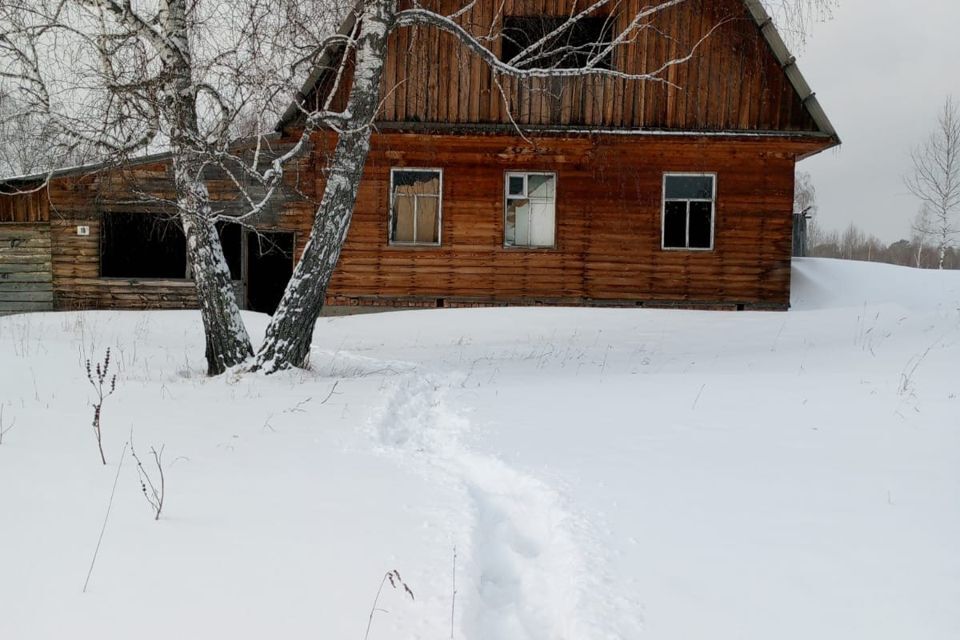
[364,569,415,640]
[86,348,117,465]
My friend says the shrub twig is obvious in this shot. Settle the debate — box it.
[130,431,165,521]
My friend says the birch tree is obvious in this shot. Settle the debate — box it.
[0,1,256,373]
[0,0,348,374]
[906,97,960,270]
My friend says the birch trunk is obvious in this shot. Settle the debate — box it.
[164,0,253,375]
[174,164,254,374]
[251,0,395,374]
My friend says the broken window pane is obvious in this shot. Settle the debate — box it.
[390,169,442,244]
[505,173,556,248]
[528,174,554,200]
[505,198,528,246]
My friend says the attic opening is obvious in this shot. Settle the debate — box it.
[500,16,614,70]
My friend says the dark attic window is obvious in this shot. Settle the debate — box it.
[101,212,188,279]
[500,16,614,70]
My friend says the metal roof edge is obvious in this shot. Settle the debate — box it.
[742,0,840,147]
[0,150,175,186]
[0,132,284,187]
[275,8,360,132]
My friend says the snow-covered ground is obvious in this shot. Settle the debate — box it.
[1,258,959,640]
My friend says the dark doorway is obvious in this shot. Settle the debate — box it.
[246,231,294,315]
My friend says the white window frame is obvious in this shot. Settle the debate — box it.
[661,172,717,251]
[389,167,443,246]
[503,171,557,249]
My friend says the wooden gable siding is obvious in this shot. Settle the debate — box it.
[0,189,49,223]
[317,0,817,133]
[310,131,803,309]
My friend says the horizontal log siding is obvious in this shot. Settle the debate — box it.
[9,130,804,312]
[1,150,311,311]
[50,218,199,310]
[319,131,801,309]
[354,0,819,133]
[0,224,54,313]
[35,163,199,310]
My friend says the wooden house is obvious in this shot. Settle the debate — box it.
[0,0,838,316]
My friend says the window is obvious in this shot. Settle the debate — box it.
[500,16,614,70]
[390,169,442,245]
[662,174,716,251]
[101,212,243,280]
[101,212,188,278]
[505,172,556,248]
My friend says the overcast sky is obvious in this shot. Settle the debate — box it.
[794,0,960,242]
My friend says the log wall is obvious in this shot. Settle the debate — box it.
[32,154,309,311]
[315,131,807,310]
[0,129,811,312]
[0,224,54,314]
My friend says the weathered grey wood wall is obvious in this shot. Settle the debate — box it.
[0,224,54,314]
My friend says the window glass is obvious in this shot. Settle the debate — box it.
[665,175,714,200]
[390,169,441,245]
[688,202,713,249]
[663,202,688,249]
[528,174,554,200]
[505,173,555,248]
[508,175,525,196]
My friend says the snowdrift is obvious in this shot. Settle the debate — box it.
[1,258,958,640]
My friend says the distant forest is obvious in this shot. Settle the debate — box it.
[806,222,959,270]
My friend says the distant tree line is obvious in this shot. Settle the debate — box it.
[806,221,959,269]
[797,96,960,270]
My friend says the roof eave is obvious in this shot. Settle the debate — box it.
[742,0,840,152]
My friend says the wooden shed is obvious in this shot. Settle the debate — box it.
[0,0,838,315]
